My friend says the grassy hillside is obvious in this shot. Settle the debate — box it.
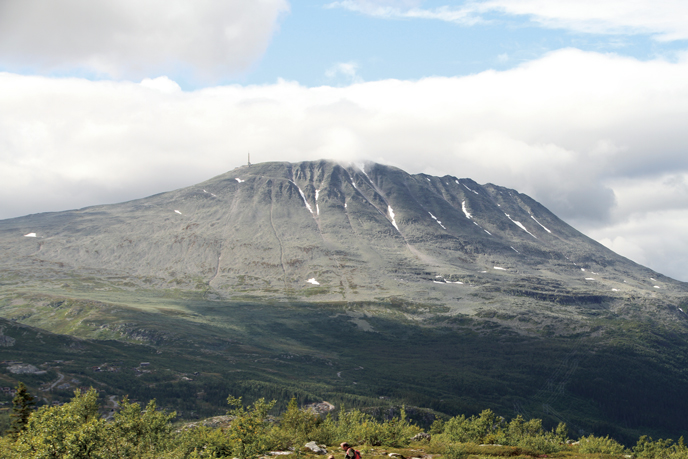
[2,287,688,444]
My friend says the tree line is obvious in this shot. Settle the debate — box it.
[2,383,687,459]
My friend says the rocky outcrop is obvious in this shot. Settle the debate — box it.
[304,442,328,454]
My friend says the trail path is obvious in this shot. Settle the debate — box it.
[44,372,65,391]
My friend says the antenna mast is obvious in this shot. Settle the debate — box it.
[248,152,251,168]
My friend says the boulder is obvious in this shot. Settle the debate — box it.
[304,442,328,455]
[411,432,431,442]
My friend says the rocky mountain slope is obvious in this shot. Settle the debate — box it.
[1,160,687,443]
[1,160,682,305]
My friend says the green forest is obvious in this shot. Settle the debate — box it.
[2,384,687,459]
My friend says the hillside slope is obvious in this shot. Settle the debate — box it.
[1,160,687,443]
[0,160,681,304]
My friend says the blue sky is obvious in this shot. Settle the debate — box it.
[3,1,687,88]
[243,0,687,88]
[2,0,688,281]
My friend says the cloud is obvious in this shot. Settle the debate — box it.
[483,0,688,41]
[328,0,688,41]
[0,0,289,81]
[326,61,364,84]
[589,208,688,282]
[326,0,482,25]
[2,48,688,279]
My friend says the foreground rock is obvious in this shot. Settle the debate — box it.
[304,441,328,454]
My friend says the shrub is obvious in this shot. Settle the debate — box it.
[377,407,421,447]
[444,410,503,444]
[101,397,176,458]
[307,405,419,447]
[12,388,106,459]
[173,425,236,458]
[517,433,563,454]
[578,434,627,455]
[224,395,277,459]
[634,435,676,459]
[443,443,468,459]
[430,418,445,435]
[311,412,338,445]
[271,397,320,448]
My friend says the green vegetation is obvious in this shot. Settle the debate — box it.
[3,387,688,459]
[3,160,688,449]
[7,382,34,438]
[3,291,688,445]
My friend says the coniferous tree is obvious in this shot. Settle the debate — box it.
[8,382,35,437]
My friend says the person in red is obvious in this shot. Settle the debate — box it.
[340,442,361,459]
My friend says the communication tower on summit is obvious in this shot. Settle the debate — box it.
[248,152,251,168]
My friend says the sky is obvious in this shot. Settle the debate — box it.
[1,0,688,280]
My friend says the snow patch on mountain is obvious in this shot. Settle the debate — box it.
[315,189,321,215]
[531,216,552,233]
[291,181,314,214]
[388,206,400,232]
[433,276,464,285]
[428,212,446,230]
[504,213,536,238]
[462,201,472,219]
[462,183,479,195]
[356,163,373,183]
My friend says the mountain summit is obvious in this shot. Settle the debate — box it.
[0,160,680,306]
[1,160,688,442]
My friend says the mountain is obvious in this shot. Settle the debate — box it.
[1,160,687,442]
[1,160,680,302]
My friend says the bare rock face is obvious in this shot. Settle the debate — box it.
[0,326,15,347]
[411,432,431,442]
[304,401,335,415]
[0,160,680,308]
[304,442,327,454]
[7,363,44,374]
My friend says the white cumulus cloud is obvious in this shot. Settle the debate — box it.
[326,61,364,84]
[483,0,688,41]
[2,49,688,279]
[326,0,482,25]
[329,0,688,41]
[0,0,289,81]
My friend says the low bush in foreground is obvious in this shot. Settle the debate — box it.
[2,385,688,459]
